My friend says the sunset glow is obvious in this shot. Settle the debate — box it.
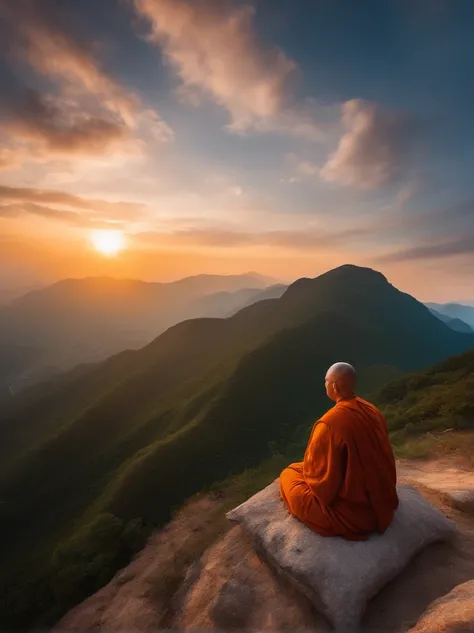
[90,230,125,257]
[1,1,474,302]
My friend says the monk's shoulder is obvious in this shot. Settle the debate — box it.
[355,396,385,418]
[318,406,351,436]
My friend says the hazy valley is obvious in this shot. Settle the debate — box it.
[0,273,283,397]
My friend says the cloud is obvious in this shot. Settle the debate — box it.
[0,147,25,170]
[136,224,366,251]
[0,185,147,224]
[0,201,88,224]
[297,161,321,177]
[0,201,130,232]
[1,0,137,124]
[320,100,418,188]
[388,193,474,236]
[1,88,132,156]
[283,152,323,182]
[376,235,474,263]
[133,0,322,139]
[0,0,172,163]
[395,180,424,209]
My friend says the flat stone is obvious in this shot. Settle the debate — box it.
[227,481,455,632]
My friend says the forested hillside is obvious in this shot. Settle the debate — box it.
[0,264,472,629]
[374,349,474,455]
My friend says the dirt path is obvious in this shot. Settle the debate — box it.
[398,456,474,511]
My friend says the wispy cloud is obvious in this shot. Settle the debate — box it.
[136,224,367,251]
[0,201,92,226]
[0,185,147,225]
[320,99,418,189]
[133,0,323,139]
[297,160,321,177]
[1,88,132,156]
[0,147,25,171]
[1,0,137,124]
[376,235,474,263]
[0,0,172,165]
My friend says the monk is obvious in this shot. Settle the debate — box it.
[280,362,399,541]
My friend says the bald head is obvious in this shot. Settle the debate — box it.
[325,362,356,402]
[326,362,356,382]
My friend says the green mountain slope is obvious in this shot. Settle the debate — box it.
[374,349,474,445]
[0,273,271,394]
[0,264,473,628]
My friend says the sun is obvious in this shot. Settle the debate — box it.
[90,229,125,256]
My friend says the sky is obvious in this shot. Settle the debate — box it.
[0,0,473,302]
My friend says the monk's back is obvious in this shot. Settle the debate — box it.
[318,396,398,538]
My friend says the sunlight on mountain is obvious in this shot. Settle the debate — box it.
[90,230,125,257]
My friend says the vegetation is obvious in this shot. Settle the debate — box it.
[0,265,473,629]
[372,350,474,459]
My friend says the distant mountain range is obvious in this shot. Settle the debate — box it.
[0,272,279,395]
[0,284,42,307]
[425,302,474,331]
[0,264,473,629]
[427,308,473,334]
[185,283,287,319]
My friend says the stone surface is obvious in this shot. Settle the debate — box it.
[178,526,325,631]
[398,459,474,514]
[446,490,474,512]
[409,579,474,633]
[209,578,256,629]
[227,480,455,631]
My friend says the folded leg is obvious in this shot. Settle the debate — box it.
[279,462,334,536]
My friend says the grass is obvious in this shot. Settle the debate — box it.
[393,430,474,466]
[392,436,440,460]
[374,350,474,461]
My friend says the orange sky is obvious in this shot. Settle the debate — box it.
[2,215,472,303]
[1,0,474,304]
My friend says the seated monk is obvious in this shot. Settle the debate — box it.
[280,362,399,541]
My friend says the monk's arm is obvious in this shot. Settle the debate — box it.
[303,422,346,507]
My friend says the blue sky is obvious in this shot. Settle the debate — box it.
[0,0,473,301]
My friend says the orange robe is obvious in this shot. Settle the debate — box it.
[280,396,399,541]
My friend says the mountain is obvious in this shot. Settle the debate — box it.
[427,307,473,333]
[192,284,288,318]
[0,273,272,394]
[0,285,41,307]
[426,302,474,330]
[0,264,473,628]
[51,349,474,633]
[240,283,288,309]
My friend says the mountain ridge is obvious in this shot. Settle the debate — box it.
[0,264,473,628]
[0,273,273,395]
[426,302,474,330]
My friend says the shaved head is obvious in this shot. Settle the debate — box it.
[325,362,356,402]
[326,362,356,382]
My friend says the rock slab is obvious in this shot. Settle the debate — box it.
[227,481,455,631]
[409,579,474,633]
